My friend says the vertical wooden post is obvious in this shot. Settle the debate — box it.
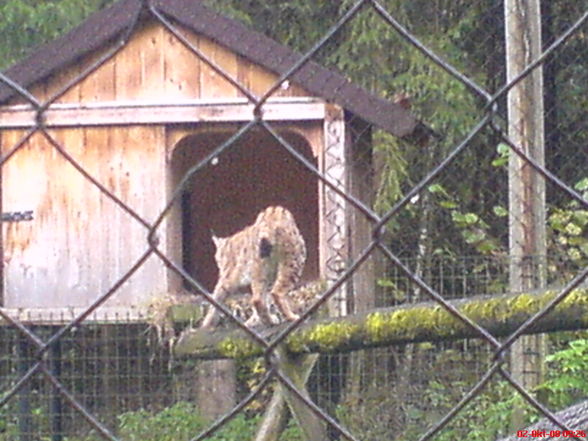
[346,119,377,399]
[196,359,237,420]
[254,386,289,441]
[322,114,375,311]
[348,119,375,313]
[505,0,547,428]
[276,350,327,441]
[321,104,349,317]
[322,105,361,413]
[254,352,323,441]
[100,325,117,428]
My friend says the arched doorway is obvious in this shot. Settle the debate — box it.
[170,126,319,294]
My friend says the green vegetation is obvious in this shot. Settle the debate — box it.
[0,1,586,440]
[65,401,305,441]
[335,336,588,441]
[2,336,580,441]
[0,401,298,441]
[0,0,113,70]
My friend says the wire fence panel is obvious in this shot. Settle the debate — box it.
[0,0,587,440]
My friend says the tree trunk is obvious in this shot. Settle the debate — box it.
[504,0,547,430]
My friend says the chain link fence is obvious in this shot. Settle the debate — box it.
[1,0,587,440]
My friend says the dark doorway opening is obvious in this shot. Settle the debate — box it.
[171,127,319,293]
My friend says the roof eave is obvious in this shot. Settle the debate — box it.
[0,0,422,139]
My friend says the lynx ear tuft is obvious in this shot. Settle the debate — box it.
[211,229,220,247]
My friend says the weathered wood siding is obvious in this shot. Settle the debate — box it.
[19,21,309,104]
[1,19,317,312]
[1,126,166,309]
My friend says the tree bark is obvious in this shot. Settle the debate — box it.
[253,352,321,441]
[505,0,547,430]
[253,386,288,441]
[276,351,327,441]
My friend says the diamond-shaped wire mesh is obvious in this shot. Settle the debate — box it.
[0,0,587,440]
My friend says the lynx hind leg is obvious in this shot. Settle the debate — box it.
[268,236,304,322]
[200,286,229,328]
[244,308,262,327]
[271,219,305,323]
[200,300,219,328]
[250,277,277,326]
[270,263,302,322]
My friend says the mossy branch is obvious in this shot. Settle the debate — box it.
[173,287,588,360]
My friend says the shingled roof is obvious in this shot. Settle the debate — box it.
[0,0,423,138]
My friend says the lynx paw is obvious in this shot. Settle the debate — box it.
[269,313,281,325]
[244,313,261,327]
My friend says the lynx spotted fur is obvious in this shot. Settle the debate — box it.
[225,279,325,325]
[201,206,306,328]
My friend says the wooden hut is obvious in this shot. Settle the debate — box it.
[0,0,425,323]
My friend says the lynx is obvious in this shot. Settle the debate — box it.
[200,206,306,328]
[226,279,326,324]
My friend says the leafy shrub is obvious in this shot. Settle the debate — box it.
[537,338,588,409]
[63,402,259,441]
[336,337,588,441]
[62,400,305,441]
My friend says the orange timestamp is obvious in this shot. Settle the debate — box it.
[517,430,586,438]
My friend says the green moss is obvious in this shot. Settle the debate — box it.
[365,311,389,342]
[553,288,588,324]
[364,305,460,343]
[308,321,361,352]
[507,293,538,314]
[168,304,203,323]
[218,337,261,359]
[285,332,307,354]
[432,306,464,334]
[286,320,361,353]
[458,296,505,325]
[365,309,411,342]
[454,288,587,329]
[365,288,587,347]
[555,288,587,309]
[177,287,588,360]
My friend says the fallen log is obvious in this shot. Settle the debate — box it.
[173,287,588,359]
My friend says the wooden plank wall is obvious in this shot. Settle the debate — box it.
[1,126,166,309]
[1,20,315,311]
[16,21,309,105]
